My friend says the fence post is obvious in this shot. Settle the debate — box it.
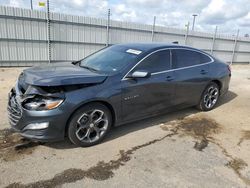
[106,9,110,46]
[184,22,189,45]
[211,26,217,55]
[30,0,33,10]
[47,0,51,64]
[231,29,239,65]
[151,16,156,42]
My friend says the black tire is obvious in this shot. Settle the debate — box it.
[197,82,220,111]
[68,103,112,147]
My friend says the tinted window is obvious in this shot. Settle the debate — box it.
[133,50,171,73]
[200,53,211,63]
[172,49,211,68]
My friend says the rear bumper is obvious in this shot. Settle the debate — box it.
[220,74,231,96]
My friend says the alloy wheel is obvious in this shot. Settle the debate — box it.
[75,109,108,143]
[203,86,219,109]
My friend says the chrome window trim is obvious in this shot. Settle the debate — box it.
[122,47,214,80]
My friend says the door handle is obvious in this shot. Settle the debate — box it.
[166,76,174,81]
[200,70,208,75]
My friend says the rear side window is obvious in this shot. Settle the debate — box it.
[134,50,171,73]
[172,49,211,69]
[200,53,211,63]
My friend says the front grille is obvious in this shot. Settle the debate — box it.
[7,91,22,126]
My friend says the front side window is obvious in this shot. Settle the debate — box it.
[133,50,171,73]
[172,49,211,69]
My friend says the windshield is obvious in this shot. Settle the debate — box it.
[79,45,142,74]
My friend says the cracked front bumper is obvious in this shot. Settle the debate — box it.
[7,86,69,142]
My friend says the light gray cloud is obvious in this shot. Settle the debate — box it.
[200,0,249,24]
[0,0,249,35]
[238,13,250,27]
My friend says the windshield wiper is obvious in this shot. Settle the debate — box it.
[80,65,98,72]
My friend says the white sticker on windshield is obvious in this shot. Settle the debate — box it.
[126,49,142,55]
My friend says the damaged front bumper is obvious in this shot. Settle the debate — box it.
[7,83,68,142]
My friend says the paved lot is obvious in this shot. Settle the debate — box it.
[0,65,250,188]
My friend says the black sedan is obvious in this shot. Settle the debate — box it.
[8,43,231,146]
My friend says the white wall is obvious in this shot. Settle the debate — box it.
[0,6,250,66]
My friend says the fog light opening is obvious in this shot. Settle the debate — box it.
[23,122,49,130]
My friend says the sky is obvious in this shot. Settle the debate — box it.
[0,0,249,36]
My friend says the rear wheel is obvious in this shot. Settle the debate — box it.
[197,82,220,111]
[68,103,112,147]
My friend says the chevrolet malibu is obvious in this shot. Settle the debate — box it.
[8,43,231,147]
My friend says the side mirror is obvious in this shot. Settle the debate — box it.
[127,70,151,79]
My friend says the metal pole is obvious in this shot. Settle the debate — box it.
[151,16,156,42]
[184,22,189,45]
[231,29,239,65]
[192,14,197,31]
[47,0,51,64]
[30,0,33,10]
[106,9,110,46]
[211,26,218,55]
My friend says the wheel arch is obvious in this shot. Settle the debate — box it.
[65,100,116,137]
[197,80,221,111]
[211,79,222,92]
[198,79,222,105]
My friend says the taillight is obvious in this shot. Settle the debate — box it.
[227,64,231,73]
[227,64,231,76]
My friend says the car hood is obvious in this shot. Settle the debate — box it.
[21,62,108,86]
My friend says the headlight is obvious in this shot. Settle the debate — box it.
[23,97,64,111]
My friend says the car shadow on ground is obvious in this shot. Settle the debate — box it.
[47,90,237,150]
[217,90,238,107]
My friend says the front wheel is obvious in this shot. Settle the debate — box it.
[197,82,220,111]
[68,103,112,147]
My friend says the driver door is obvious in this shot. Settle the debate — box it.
[121,50,176,122]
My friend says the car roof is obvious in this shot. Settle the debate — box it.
[115,43,198,52]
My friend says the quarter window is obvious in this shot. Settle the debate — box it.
[200,53,211,63]
[172,49,211,68]
[133,50,171,73]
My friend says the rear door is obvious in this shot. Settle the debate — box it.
[121,50,175,122]
[171,49,212,106]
